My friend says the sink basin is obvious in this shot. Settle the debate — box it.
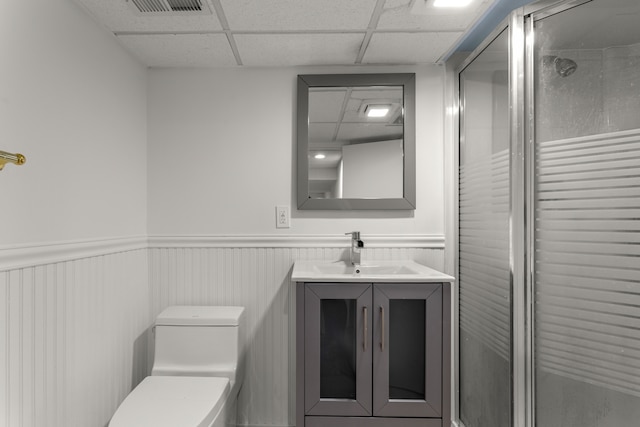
[293,260,455,283]
[312,263,418,276]
[354,265,417,275]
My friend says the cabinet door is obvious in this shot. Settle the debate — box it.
[373,283,443,417]
[305,283,373,416]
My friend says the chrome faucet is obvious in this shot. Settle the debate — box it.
[345,232,364,265]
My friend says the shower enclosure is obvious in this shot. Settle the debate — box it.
[454,0,640,426]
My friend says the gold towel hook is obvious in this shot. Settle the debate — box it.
[0,150,27,171]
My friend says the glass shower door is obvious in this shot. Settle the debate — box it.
[533,1,640,425]
[458,28,512,427]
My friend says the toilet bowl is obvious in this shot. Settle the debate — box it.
[109,306,245,427]
[108,376,229,427]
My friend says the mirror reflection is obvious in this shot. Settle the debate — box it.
[308,86,404,199]
[297,73,416,210]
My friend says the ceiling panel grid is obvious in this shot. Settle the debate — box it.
[73,0,495,67]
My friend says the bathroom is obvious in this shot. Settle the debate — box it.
[1,0,638,426]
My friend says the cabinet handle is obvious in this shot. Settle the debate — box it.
[380,306,385,351]
[363,306,368,351]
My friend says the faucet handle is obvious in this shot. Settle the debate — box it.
[345,231,361,240]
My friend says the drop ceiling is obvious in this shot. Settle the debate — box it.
[73,0,496,67]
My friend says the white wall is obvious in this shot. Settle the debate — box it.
[0,0,148,247]
[147,65,445,237]
[0,1,149,426]
[342,139,403,198]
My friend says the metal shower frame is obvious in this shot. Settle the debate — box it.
[450,1,593,427]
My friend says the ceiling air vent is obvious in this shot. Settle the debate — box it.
[128,0,212,15]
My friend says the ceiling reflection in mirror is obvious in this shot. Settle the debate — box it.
[297,73,415,210]
[308,85,404,199]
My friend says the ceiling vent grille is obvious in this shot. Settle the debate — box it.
[129,0,212,15]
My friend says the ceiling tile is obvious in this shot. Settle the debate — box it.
[219,0,378,31]
[378,0,494,31]
[235,34,365,66]
[363,32,463,64]
[309,123,339,143]
[118,34,237,67]
[309,90,348,122]
[72,0,503,67]
[75,0,223,32]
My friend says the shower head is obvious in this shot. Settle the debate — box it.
[543,55,578,77]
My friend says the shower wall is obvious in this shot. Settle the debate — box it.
[537,42,640,141]
[603,43,640,131]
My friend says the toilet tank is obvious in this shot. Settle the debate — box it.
[151,306,245,387]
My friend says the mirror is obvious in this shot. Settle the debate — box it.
[297,73,416,210]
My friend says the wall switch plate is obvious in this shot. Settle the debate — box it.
[276,205,290,228]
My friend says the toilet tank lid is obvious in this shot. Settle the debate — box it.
[156,306,245,326]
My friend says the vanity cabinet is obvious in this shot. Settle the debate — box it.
[296,281,451,427]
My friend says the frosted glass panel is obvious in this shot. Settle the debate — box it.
[534,1,640,425]
[458,28,511,427]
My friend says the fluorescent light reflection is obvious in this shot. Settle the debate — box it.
[314,153,326,159]
[367,107,390,118]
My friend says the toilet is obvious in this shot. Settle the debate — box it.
[109,305,245,427]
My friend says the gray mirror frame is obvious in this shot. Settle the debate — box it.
[297,73,416,210]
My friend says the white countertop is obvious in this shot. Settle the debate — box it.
[291,260,455,283]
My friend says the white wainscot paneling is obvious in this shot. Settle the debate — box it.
[0,236,444,427]
[148,241,445,427]
[0,248,149,427]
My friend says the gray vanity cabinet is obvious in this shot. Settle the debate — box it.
[373,283,443,418]
[297,281,449,427]
[304,283,373,417]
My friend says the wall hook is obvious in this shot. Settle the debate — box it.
[0,150,26,171]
